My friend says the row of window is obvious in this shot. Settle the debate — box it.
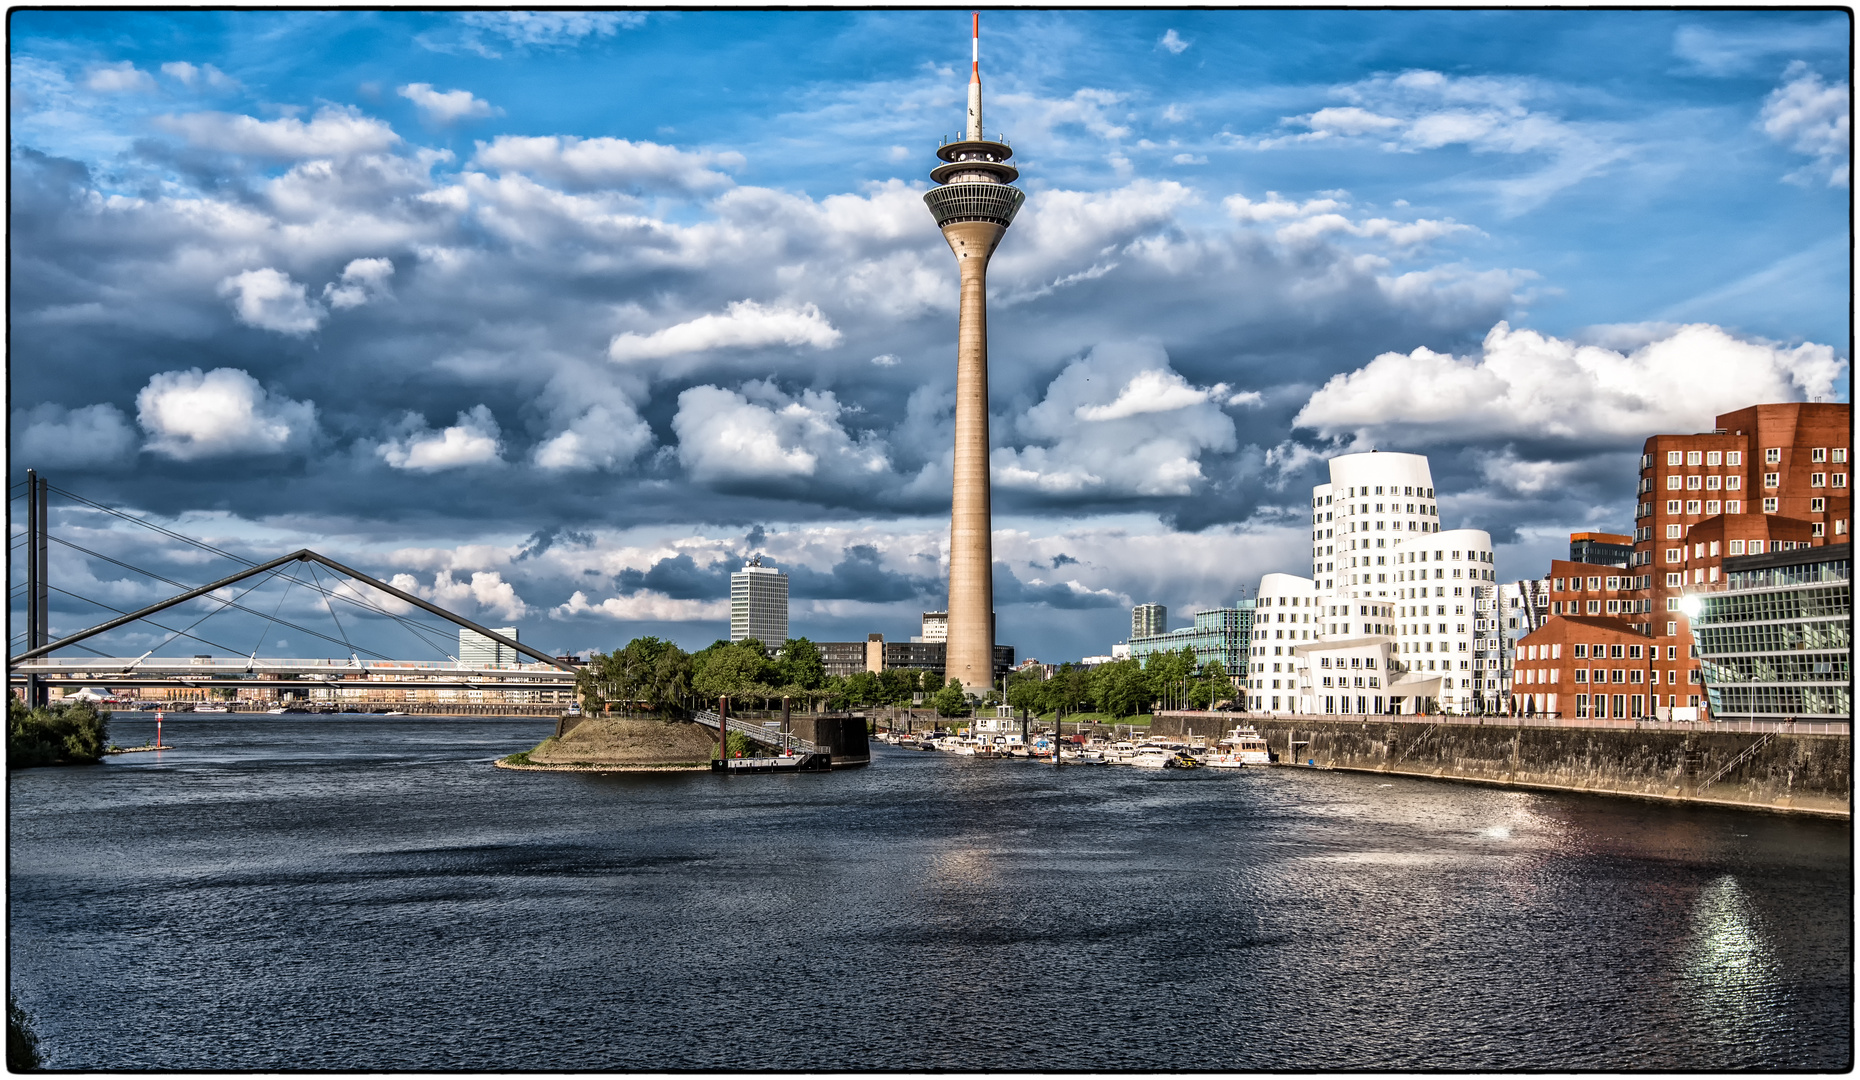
[1550,598,1651,616]
[1692,623,1852,654]
[1663,498,1741,517]
[1553,574,1650,592]
[1667,473,1742,490]
[1660,450,1745,467]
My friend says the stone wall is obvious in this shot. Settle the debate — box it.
[1151,714,1849,818]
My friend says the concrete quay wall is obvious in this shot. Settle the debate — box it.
[1151,714,1850,818]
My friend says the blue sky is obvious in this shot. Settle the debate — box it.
[8,9,1851,664]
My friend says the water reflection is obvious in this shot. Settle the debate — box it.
[1680,874,1783,1058]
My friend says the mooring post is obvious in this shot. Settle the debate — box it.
[717,696,729,761]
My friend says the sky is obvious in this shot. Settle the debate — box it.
[7,9,1852,666]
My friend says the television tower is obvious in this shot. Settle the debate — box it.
[924,12,1023,692]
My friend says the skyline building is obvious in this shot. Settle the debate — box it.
[924,13,1023,692]
[1131,603,1167,639]
[459,627,519,667]
[730,555,789,646]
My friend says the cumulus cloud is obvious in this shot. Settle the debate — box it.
[1295,320,1847,448]
[472,134,742,193]
[393,569,528,620]
[870,353,902,367]
[994,342,1239,497]
[321,258,395,310]
[398,83,499,124]
[155,105,400,158]
[609,300,841,365]
[553,589,728,622]
[160,61,234,89]
[1227,191,1473,249]
[137,368,318,460]
[672,381,888,485]
[85,61,155,93]
[219,268,327,334]
[12,403,138,468]
[533,403,653,472]
[1158,29,1191,54]
[1759,63,1850,187]
[377,406,504,471]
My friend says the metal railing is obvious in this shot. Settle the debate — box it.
[691,710,824,755]
[1153,710,1847,736]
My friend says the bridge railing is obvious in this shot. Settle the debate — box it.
[12,656,574,682]
[691,710,824,755]
[1153,710,1848,736]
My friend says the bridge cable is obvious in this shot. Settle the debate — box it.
[248,563,302,660]
[41,484,495,661]
[304,561,357,658]
[46,584,252,658]
[45,535,400,661]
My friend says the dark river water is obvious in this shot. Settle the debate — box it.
[8,715,1851,1070]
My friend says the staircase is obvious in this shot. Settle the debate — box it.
[1698,732,1776,790]
[691,710,825,756]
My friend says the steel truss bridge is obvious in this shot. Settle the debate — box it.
[10,472,577,706]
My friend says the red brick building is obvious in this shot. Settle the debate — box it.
[1546,559,1650,620]
[1511,615,1688,719]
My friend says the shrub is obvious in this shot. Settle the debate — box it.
[8,698,110,768]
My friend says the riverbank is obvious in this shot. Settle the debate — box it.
[1152,713,1850,818]
[510,716,721,772]
[494,756,708,773]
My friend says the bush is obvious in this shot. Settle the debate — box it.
[8,996,41,1071]
[9,698,110,768]
[932,683,970,717]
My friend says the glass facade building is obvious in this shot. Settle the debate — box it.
[1693,543,1850,721]
[1129,602,1254,675]
[730,558,789,646]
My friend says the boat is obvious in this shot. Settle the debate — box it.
[1205,726,1272,768]
[1058,747,1107,764]
[194,704,229,713]
[265,707,287,714]
[1102,741,1142,765]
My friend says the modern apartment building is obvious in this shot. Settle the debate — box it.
[729,556,789,645]
[1129,602,1254,675]
[1130,603,1168,640]
[1569,531,1634,567]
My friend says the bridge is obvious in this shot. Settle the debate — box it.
[10,471,578,710]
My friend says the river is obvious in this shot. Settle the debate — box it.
[8,714,1850,1070]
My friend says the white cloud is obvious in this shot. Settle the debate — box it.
[472,134,742,193]
[1158,29,1191,54]
[160,61,234,89]
[870,353,902,367]
[155,105,400,159]
[553,589,727,621]
[12,403,138,468]
[321,257,395,310]
[1295,320,1847,447]
[533,403,653,472]
[137,368,318,460]
[85,61,155,93]
[995,341,1239,497]
[219,268,327,334]
[609,300,841,365]
[398,83,499,124]
[1759,64,1850,187]
[672,381,888,484]
[400,569,528,620]
[377,406,504,471]
[461,11,643,49]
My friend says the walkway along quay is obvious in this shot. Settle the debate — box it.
[1152,712,1849,818]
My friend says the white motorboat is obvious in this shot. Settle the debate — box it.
[1205,726,1272,768]
[1102,741,1142,765]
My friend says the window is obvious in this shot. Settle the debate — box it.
[1706,451,1722,466]
[1686,450,1701,466]
[1685,475,1702,490]
[1811,497,1826,512]
[1836,474,1848,489]
[1765,448,1781,464]
[1666,597,1679,611]
[1665,572,1681,586]
[1813,522,1825,537]
[1705,475,1721,491]
[1812,448,1827,462]
[1666,499,1682,514]
[1705,500,1720,515]
[1728,540,1744,555]
[1812,472,1826,487]
[1665,548,1682,563]
[1763,497,1778,513]
[1665,475,1682,491]
[1553,577,1565,591]
[1727,500,1741,514]
[1666,524,1683,539]
[1764,472,1780,487]
[1667,450,1683,466]
[1573,644,1588,659]
[1686,500,1701,515]
[1727,476,1741,490]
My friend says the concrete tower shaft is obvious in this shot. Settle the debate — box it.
[924,13,1022,693]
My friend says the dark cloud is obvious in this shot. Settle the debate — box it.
[613,554,727,600]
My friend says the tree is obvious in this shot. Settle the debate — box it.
[1089,659,1149,718]
[8,698,109,767]
[775,638,826,691]
[931,682,969,718]
[575,637,693,713]
[692,639,774,703]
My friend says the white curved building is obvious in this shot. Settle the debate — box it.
[1244,572,1321,712]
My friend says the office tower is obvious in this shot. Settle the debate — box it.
[1131,603,1167,640]
[730,555,789,646]
[459,627,519,666]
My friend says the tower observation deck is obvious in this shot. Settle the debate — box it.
[925,13,1022,693]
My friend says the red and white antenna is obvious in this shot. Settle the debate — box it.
[966,11,983,141]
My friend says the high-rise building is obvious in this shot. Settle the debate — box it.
[924,14,1023,691]
[730,556,788,646]
[1694,542,1851,722]
[1128,603,1252,677]
[918,611,948,643]
[1131,603,1167,639]
[459,627,518,667]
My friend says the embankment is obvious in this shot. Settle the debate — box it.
[1152,714,1850,818]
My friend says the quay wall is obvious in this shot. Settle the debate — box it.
[1151,714,1850,818]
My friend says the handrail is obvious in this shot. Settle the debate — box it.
[691,710,824,755]
[1151,710,1848,736]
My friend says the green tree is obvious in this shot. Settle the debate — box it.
[775,638,827,691]
[8,698,109,767]
[931,682,970,717]
[1088,659,1149,718]
[1005,669,1047,714]
[692,638,774,704]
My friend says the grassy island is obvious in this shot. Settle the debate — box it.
[498,715,718,773]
